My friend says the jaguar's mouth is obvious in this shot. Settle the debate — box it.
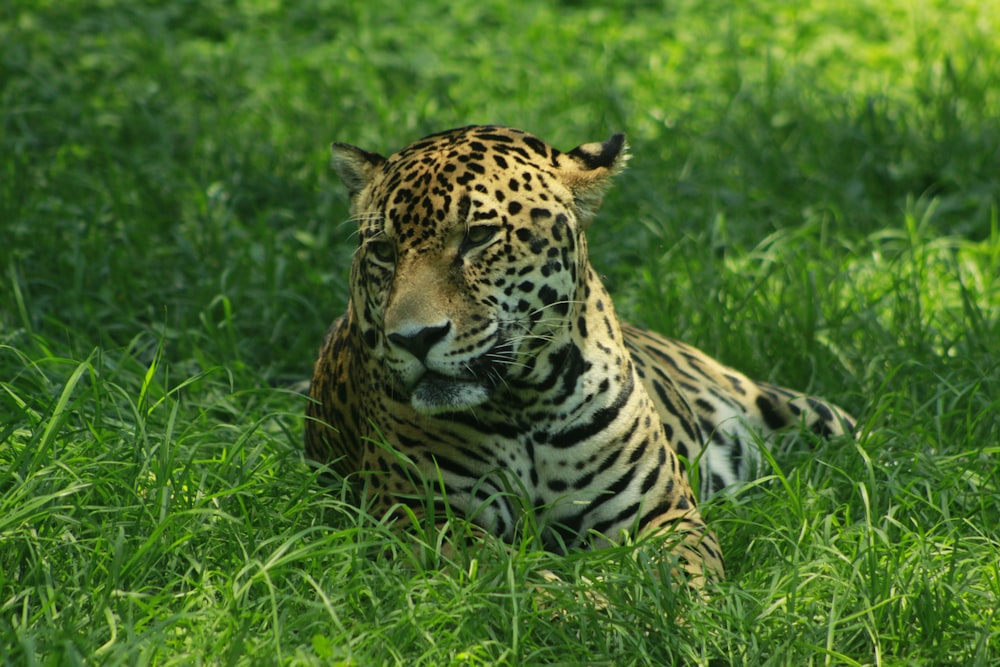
[409,370,496,415]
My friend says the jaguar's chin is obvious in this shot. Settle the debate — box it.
[410,371,494,415]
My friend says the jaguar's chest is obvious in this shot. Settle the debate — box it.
[381,411,644,545]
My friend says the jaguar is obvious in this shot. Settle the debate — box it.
[305,125,854,584]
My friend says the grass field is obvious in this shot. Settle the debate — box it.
[2,0,999,664]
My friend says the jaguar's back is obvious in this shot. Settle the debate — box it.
[623,324,854,499]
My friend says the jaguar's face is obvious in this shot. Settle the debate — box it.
[333,126,626,415]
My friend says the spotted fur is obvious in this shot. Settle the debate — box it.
[306,125,854,584]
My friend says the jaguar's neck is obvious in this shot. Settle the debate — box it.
[498,265,646,432]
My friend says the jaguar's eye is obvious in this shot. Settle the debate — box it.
[462,225,498,251]
[367,239,395,263]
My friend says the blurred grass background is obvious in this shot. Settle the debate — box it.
[2,0,998,664]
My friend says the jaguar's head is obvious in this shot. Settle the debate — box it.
[332,125,626,415]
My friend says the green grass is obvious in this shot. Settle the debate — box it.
[2,0,998,664]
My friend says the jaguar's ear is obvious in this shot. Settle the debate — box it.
[560,133,628,227]
[330,142,386,197]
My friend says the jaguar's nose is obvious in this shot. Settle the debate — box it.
[387,322,451,362]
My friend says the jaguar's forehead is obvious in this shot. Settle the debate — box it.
[362,126,571,241]
[390,125,558,166]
